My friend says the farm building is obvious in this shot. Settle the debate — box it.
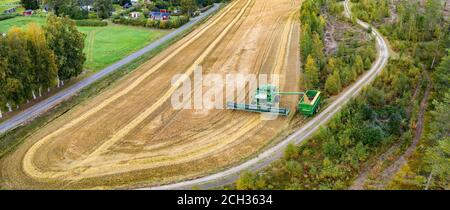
[81,5,94,11]
[23,10,33,16]
[150,10,171,21]
[123,3,132,9]
[129,12,141,19]
[3,8,16,14]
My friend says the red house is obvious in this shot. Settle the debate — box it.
[23,10,33,16]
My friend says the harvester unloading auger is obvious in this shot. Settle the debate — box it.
[227,84,321,116]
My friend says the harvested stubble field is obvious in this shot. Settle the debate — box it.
[0,0,303,189]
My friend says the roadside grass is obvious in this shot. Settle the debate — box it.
[0,16,169,71]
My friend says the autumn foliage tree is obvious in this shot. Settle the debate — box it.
[45,14,86,84]
[325,70,341,95]
[94,0,114,19]
[0,15,85,117]
[25,23,58,97]
[6,27,32,107]
[181,0,198,17]
[0,37,8,117]
[300,0,375,97]
[304,55,319,89]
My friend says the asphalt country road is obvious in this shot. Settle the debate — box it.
[141,0,390,190]
[0,3,222,134]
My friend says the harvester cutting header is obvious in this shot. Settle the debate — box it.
[227,84,321,116]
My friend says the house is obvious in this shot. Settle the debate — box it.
[23,10,33,16]
[81,5,94,11]
[43,4,49,12]
[150,10,171,21]
[123,3,132,9]
[172,9,181,16]
[129,12,141,19]
[3,8,16,14]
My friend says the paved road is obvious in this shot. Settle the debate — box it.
[0,4,222,134]
[141,0,390,190]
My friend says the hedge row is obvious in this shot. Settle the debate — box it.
[75,19,108,27]
[112,16,189,29]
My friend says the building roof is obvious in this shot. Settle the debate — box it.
[150,11,170,16]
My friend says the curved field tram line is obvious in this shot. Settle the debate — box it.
[0,0,303,189]
[0,4,223,135]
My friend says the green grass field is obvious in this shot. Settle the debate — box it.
[0,0,20,13]
[0,16,169,71]
[80,25,167,71]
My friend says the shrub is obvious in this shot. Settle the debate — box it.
[158,20,168,29]
[69,8,89,20]
[88,12,98,19]
[146,19,156,28]
[113,15,190,29]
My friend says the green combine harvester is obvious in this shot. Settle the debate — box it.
[227,84,321,116]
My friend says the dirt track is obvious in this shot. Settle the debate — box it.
[0,0,302,189]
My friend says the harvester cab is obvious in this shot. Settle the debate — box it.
[252,85,280,106]
[227,84,321,117]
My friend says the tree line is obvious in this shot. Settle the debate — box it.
[40,0,114,19]
[234,0,449,190]
[421,52,449,189]
[0,15,85,118]
[236,57,422,189]
[19,0,115,20]
[350,0,390,23]
[38,0,222,20]
[384,0,449,190]
[300,0,376,96]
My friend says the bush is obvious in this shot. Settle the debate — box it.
[145,19,156,28]
[68,8,89,20]
[113,15,190,29]
[75,19,108,27]
[158,20,168,29]
[88,12,98,19]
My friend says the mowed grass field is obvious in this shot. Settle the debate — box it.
[0,0,21,14]
[0,16,169,71]
[81,25,168,71]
